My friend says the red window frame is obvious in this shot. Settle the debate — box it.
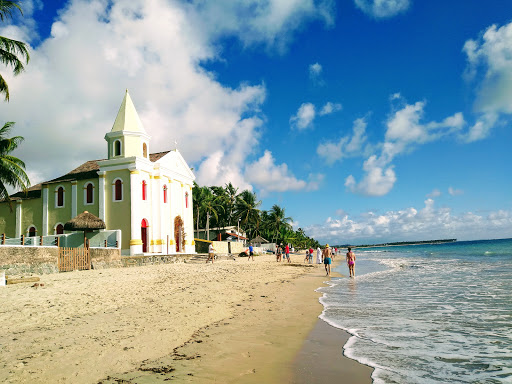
[115,180,122,201]
[185,191,188,208]
[163,185,167,203]
[86,183,93,204]
[142,180,147,200]
[57,187,64,207]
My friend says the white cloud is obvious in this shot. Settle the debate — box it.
[0,0,328,191]
[309,62,322,77]
[463,21,512,141]
[317,117,368,164]
[427,189,441,198]
[290,102,316,130]
[306,200,512,244]
[319,102,342,115]
[346,101,464,196]
[244,150,321,194]
[188,0,335,52]
[345,155,396,196]
[354,0,410,19]
[448,187,463,196]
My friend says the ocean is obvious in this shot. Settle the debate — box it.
[318,238,512,384]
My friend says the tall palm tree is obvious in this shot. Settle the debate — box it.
[266,204,292,243]
[1,1,30,101]
[224,182,239,226]
[235,190,261,239]
[202,188,224,241]
[0,121,29,209]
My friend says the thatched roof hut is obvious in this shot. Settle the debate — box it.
[64,211,106,231]
[250,235,269,245]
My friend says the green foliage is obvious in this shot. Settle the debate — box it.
[0,121,30,209]
[193,182,320,248]
[1,1,30,101]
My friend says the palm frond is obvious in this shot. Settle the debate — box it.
[0,0,23,21]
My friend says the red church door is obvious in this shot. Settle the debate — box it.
[141,219,149,253]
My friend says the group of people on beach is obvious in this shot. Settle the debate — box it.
[208,241,356,278]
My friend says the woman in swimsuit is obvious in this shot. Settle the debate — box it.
[346,247,356,278]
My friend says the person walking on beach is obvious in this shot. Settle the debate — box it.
[323,244,332,276]
[346,247,356,278]
[285,244,291,263]
[207,243,215,263]
[248,245,254,261]
[304,250,310,263]
[316,247,322,264]
[276,245,282,262]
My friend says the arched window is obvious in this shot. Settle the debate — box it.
[28,226,36,237]
[143,143,148,158]
[163,185,168,203]
[114,179,123,201]
[85,182,94,204]
[56,186,64,207]
[56,224,64,235]
[114,140,122,156]
[185,191,189,208]
[142,180,147,200]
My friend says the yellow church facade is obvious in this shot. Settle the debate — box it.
[0,91,195,256]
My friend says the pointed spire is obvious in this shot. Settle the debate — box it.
[110,90,147,133]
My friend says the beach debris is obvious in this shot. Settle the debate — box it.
[139,365,175,374]
[6,276,40,285]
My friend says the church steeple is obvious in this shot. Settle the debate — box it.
[105,90,151,160]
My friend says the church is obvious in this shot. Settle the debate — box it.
[0,91,196,256]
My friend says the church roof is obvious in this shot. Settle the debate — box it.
[8,151,171,200]
[110,90,147,134]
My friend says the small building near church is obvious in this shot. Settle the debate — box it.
[0,90,195,256]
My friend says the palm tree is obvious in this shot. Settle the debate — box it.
[202,188,224,241]
[266,204,292,243]
[0,121,29,209]
[224,182,239,226]
[1,1,30,101]
[235,190,261,240]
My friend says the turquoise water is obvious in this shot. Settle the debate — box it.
[318,239,512,383]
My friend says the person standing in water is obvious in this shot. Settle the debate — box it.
[323,244,332,276]
[346,247,356,278]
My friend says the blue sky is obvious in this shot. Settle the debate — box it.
[1,0,511,244]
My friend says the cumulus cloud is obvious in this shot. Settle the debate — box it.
[345,101,464,196]
[305,200,512,244]
[317,117,368,164]
[319,102,342,115]
[354,0,410,19]
[0,0,330,191]
[463,21,512,141]
[244,150,322,194]
[290,102,316,130]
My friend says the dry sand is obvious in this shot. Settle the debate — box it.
[0,253,372,383]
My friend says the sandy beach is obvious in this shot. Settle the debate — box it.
[0,253,372,383]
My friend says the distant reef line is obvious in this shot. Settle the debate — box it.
[335,239,457,248]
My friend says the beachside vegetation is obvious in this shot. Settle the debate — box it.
[193,182,321,248]
[0,1,30,209]
[0,0,30,101]
[0,122,30,208]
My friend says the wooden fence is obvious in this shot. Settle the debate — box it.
[58,247,91,272]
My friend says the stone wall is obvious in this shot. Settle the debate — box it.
[0,246,122,275]
[211,241,246,255]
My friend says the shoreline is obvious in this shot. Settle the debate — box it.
[0,253,372,383]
